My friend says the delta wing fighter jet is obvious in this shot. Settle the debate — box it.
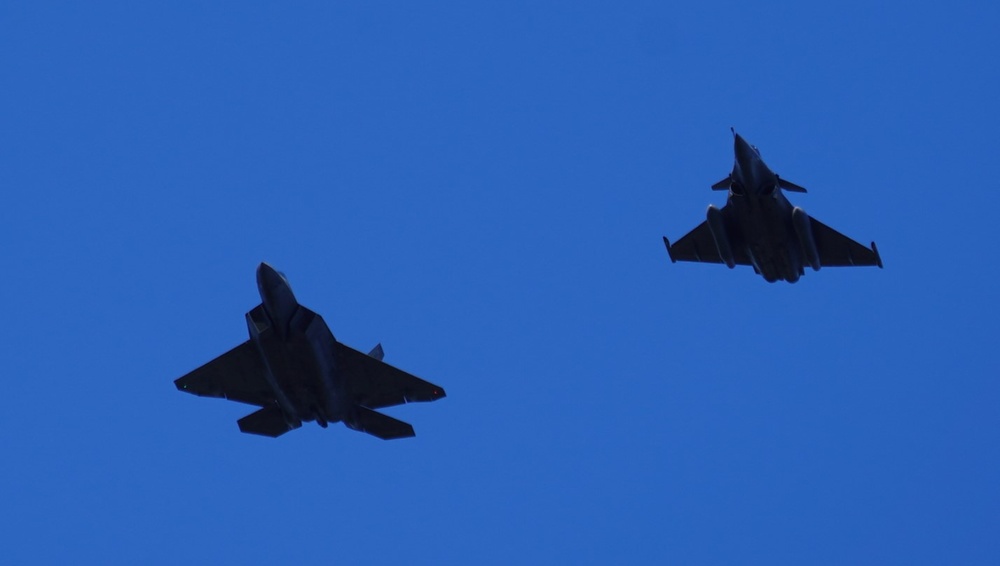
[175,263,446,439]
[663,129,882,283]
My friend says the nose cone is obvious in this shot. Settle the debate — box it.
[256,263,298,330]
[733,132,758,167]
[256,262,287,293]
[732,130,771,193]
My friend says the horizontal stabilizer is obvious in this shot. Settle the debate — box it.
[237,405,298,438]
[368,343,385,361]
[345,406,415,440]
[711,175,732,190]
[777,176,807,193]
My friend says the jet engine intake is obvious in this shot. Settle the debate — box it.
[706,205,736,268]
[791,207,821,271]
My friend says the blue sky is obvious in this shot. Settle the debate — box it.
[2,2,998,564]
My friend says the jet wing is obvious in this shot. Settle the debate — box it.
[337,343,446,410]
[174,341,276,407]
[809,217,883,268]
[664,220,752,265]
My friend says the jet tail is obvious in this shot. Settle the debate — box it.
[237,405,299,438]
[345,405,415,440]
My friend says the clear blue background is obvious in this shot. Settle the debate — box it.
[2,2,998,564]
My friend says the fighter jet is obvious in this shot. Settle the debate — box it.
[663,129,882,283]
[175,263,446,439]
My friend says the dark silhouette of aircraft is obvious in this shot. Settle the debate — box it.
[175,263,446,439]
[663,129,882,283]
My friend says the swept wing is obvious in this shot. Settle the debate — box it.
[809,217,883,267]
[337,343,446,410]
[664,219,752,265]
[174,341,275,407]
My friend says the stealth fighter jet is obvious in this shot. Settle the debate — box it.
[663,129,882,283]
[175,263,446,439]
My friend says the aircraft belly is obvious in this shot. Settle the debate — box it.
[734,201,798,282]
[254,333,328,421]
[303,314,348,420]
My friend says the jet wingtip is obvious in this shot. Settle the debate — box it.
[662,237,677,263]
[412,387,447,402]
[871,241,884,268]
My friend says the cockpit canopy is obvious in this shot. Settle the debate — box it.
[277,271,292,291]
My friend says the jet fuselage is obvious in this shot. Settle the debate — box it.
[722,133,807,282]
[663,130,881,283]
[248,263,346,428]
[175,263,445,438]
